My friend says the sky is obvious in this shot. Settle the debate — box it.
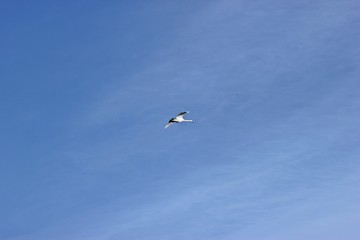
[1,0,360,239]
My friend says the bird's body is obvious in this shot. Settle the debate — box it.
[165,111,194,128]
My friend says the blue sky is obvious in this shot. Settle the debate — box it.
[1,0,360,239]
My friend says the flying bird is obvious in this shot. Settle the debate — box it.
[165,111,194,128]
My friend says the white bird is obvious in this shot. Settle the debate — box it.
[165,111,194,128]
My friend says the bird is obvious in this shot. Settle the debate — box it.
[165,111,194,128]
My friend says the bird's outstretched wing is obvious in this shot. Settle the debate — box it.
[177,111,189,117]
[164,122,174,129]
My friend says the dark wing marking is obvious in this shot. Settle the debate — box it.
[177,111,189,117]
